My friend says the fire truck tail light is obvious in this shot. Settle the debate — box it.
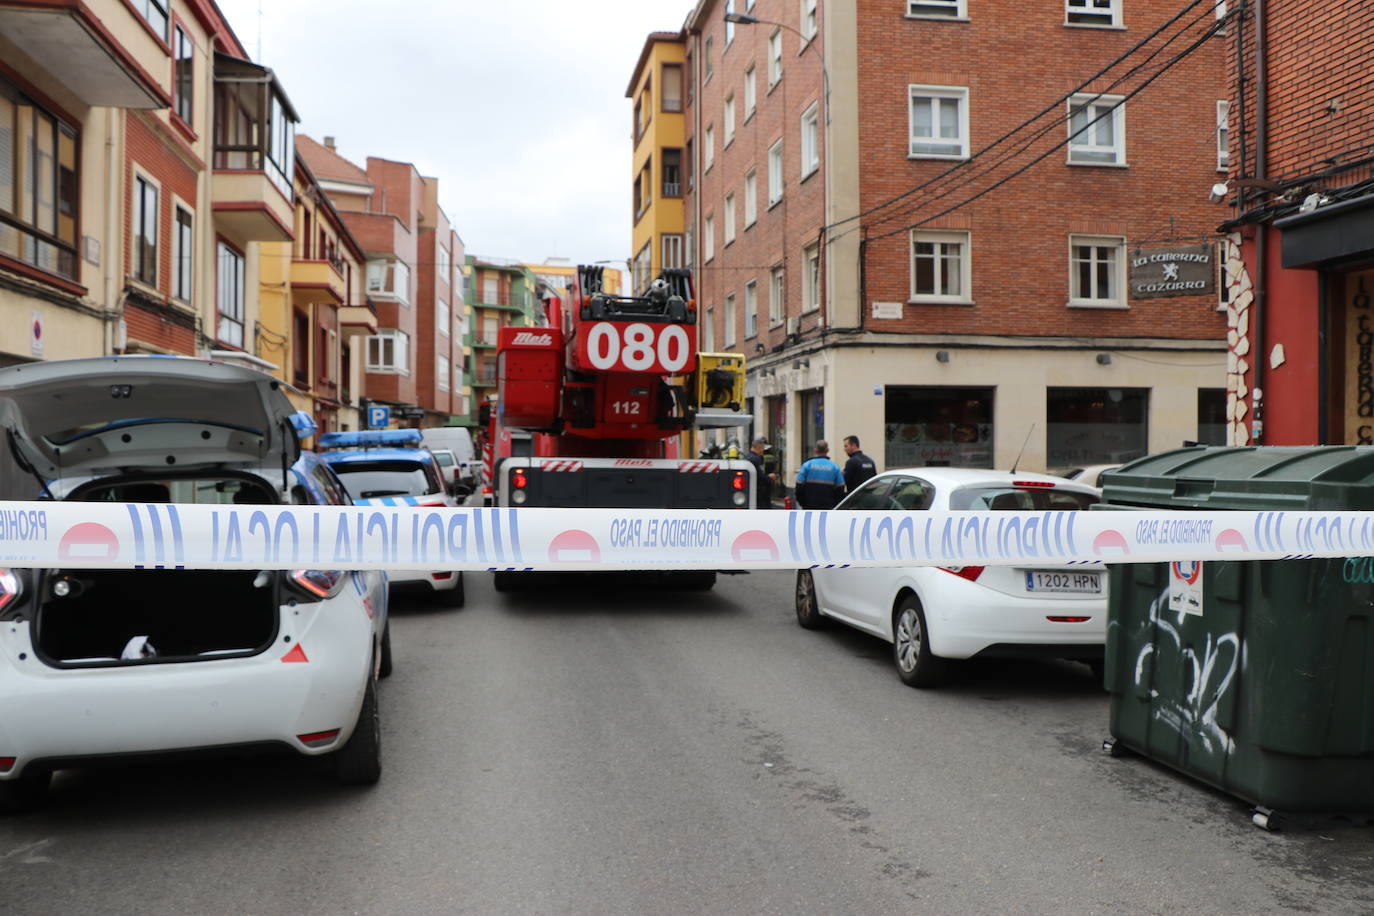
[512,490,528,505]
[512,470,528,489]
[732,492,747,506]
[731,472,748,491]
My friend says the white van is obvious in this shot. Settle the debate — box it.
[421,427,479,492]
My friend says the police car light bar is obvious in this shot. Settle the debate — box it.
[318,429,423,449]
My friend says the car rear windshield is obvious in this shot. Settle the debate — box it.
[331,461,438,499]
[950,486,1098,511]
[433,452,455,466]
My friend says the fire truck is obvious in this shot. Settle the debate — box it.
[483,265,752,590]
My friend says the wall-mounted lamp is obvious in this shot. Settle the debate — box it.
[1096,353,1113,366]
[935,350,950,363]
[793,358,810,370]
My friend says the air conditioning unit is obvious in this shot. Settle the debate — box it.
[786,317,799,336]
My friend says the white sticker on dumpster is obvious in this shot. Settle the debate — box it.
[1169,561,1204,616]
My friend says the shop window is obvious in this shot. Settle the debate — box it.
[884,386,994,468]
[1047,387,1149,467]
[1197,389,1227,445]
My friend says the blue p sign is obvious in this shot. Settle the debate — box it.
[367,406,390,429]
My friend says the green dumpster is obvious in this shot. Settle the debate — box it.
[1100,445,1374,825]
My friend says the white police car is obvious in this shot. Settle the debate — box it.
[319,429,465,606]
[0,356,390,812]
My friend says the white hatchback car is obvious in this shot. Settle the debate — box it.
[795,468,1107,687]
[0,357,390,812]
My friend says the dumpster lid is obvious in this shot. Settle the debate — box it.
[1100,445,1374,511]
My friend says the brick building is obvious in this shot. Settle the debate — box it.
[675,0,1232,478]
[461,255,547,427]
[1219,0,1374,447]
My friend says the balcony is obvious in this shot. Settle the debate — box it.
[473,337,498,348]
[211,53,298,243]
[0,0,170,108]
[291,258,346,304]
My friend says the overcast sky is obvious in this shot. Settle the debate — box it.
[215,0,693,272]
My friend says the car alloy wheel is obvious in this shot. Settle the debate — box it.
[794,570,827,629]
[893,596,947,688]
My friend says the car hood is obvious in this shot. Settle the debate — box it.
[0,356,301,480]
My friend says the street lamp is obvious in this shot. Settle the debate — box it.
[723,12,829,124]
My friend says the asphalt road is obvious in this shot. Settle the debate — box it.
[2,570,1372,915]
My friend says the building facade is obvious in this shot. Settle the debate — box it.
[461,255,547,427]
[674,0,1231,481]
[628,32,689,295]
[1220,0,1374,448]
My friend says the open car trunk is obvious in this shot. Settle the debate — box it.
[33,569,280,667]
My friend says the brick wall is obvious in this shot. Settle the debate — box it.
[124,111,198,306]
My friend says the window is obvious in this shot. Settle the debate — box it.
[704,306,716,352]
[438,354,450,391]
[724,293,737,347]
[803,242,820,313]
[704,124,715,170]
[1066,0,1121,27]
[132,0,168,38]
[662,64,683,113]
[910,231,970,302]
[633,241,652,293]
[1068,94,1125,165]
[685,139,694,189]
[744,280,758,339]
[1197,389,1227,445]
[1216,100,1230,171]
[801,102,820,176]
[662,234,684,270]
[768,30,783,87]
[704,214,715,262]
[213,56,297,197]
[801,0,818,40]
[885,386,994,468]
[293,310,310,386]
[366,328,410,373]
[724,192,736,245]
[174,26,194,125]
[367,259,410,304]
[1069,235,1125,307]
[133,175,158,286]
[909,0,966,16]
[724,95,736,145]
[705,36,714,81]
[1047,388,1149,467]
[769,267,785,326]
[216,242,245,348]
[173,205,193,301]
[768,140,784,205]
[662,148,682,197]
[744,170,757,227]
[0,78,80,280]
[725,0,736,44]
[481,273,498,305]
[744,67,757,120]
[909,85,968,159]
[438,298,450,337]
[438,244,450,282]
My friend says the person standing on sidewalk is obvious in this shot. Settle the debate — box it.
[747,436,777,508]
[842,435,877,493]
[794,440,846,509]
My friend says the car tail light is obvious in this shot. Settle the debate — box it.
[0,757,14,773]
[417,500,447,507]
[431,572,453,580]
[0,569,19,614]
[296,729,340,749]
[290,569,346,600]
[1048,616,1092,623]
[1013,480,1056,488]
[940,566,986,582]
[731,472,748,491]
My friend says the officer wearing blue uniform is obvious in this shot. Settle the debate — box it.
[794,440,846,509]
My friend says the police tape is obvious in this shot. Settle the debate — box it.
[0,502,1370,572]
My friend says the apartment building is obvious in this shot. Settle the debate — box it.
[527,258,623,301]
[628,32,690,295]
[1219,0,1374,447]
[674,0,1231,477]
[462,255,547,427]
[415,178,467,426]
[257,153,374,436]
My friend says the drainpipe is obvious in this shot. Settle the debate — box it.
[1251,0,1269,444]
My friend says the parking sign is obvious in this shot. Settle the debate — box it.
[367,406,390,428]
